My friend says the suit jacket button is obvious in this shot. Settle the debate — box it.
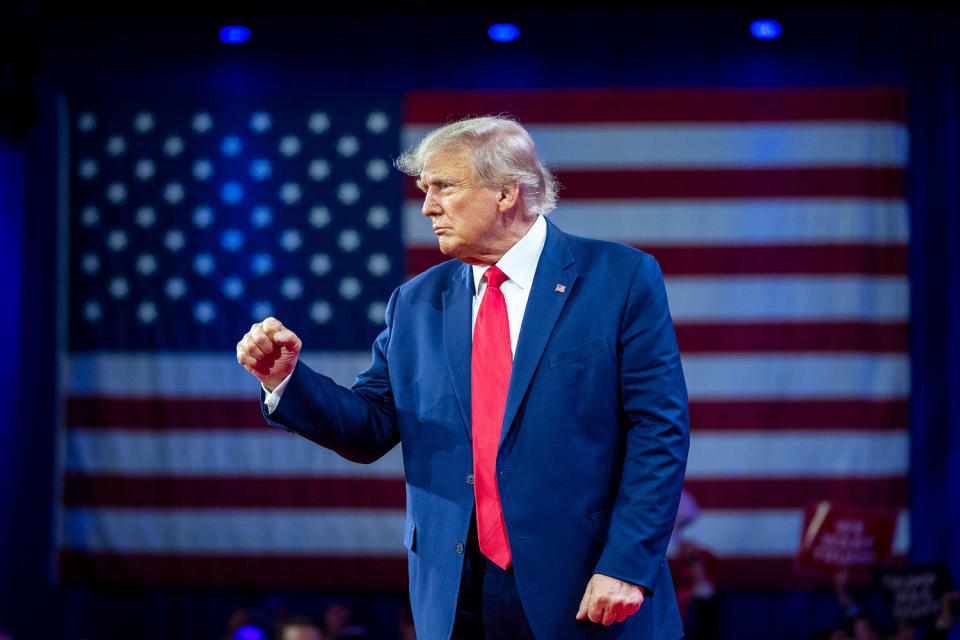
[465,473,474,485]
[456,542,464,554]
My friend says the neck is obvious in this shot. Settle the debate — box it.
[466,212,538,266]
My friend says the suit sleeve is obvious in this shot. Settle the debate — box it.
[262,288,401,464]
[593,253,689,591]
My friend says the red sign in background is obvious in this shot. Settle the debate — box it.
[796,502,899,574]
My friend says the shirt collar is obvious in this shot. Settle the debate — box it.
[472,215,547,295]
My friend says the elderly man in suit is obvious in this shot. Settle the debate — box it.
[236,116,689,640]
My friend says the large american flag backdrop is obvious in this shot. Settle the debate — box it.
[59,88,909,591]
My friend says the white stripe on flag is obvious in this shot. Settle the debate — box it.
[61,508,406,554]
[666,276,908,321]
[67,350,908,397]
[682,353,909,399]
[682,509,910,556]
[60,507,909,557]
[66,351,373,396]
[65,429,405,475]
[402,123,909,168]
[404,200,910,247]
[66,429,904,478]
[686,430,908,478]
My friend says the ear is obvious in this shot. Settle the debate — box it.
[497,182,521,213]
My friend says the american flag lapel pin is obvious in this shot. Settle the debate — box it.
[555,283,566,293]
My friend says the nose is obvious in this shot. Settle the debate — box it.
[422,190,441,218]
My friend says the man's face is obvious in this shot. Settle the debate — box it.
[418,145,504,264]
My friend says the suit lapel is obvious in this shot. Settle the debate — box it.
[442,262,475,440]
[500,220,578,447]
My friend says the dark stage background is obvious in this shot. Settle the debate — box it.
[1,5,958,640]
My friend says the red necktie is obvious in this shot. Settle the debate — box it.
[471,265,513,569]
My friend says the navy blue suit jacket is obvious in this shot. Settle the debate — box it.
[264,218,689,639]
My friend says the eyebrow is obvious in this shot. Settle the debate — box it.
[417,174,455,192]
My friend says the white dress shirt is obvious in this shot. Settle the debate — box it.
[264,215,547,414]
[470,214,546,357]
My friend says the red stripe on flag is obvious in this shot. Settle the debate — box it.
[63,474,905,511]
[405,247,446,275]
[403,168,906,199]
[675,322,908,353]
[689,399,907,431]
[59,551,409,589]
[708,555,908,590]
[684,477,907,510]
[405,88,908,124]
[66,398,907,431]
[57,551,906,590]
[67,397,272,430]
[405,244,908,277]
[652,244,907,275]
[63,474,406,509]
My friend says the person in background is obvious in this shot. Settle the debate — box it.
[280,615,324,640]
[396,601,417,640]
[927,591,959,640]
[667,489,719,640]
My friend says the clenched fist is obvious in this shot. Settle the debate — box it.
[576,573,644,626]
[236,316,302,392]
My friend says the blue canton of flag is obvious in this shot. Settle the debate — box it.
[69,99,404,352]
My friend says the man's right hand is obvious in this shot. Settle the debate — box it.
[236,317,302,392]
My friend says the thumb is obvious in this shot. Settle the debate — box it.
[576,584,591,620]
[272,329,299,346]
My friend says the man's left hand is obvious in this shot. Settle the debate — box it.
[575,573,644,625]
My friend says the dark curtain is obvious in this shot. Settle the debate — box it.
[907,9,960,635]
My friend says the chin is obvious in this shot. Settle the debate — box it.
[437,239,460,258]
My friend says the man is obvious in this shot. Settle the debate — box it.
[236,116,689,639]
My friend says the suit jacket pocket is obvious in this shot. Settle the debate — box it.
[403,519,417,551]
[549,336,608,369]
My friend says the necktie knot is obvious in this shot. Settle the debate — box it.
[484,265,509,290]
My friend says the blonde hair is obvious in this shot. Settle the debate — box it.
[396,115,558,216]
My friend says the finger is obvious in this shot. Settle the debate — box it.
[575,587,590,620]
[624,600,641,617]
[615,608,629,623]
[588,600,603,624]
[601,602,619,626]
[250,324,275,354]
[261,316,285,336]
[261,317,299,347]
[272,328,300,346]
[241,335,266,360]
[237,349,260,369]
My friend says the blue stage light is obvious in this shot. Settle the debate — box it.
[488,23,521,42]
[219,25,251,44]
[750,19,782,40]
[234,626,265,640]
